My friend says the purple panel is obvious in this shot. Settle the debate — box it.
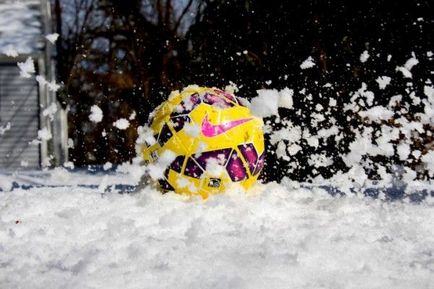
[171,115,191,132]
[184,157,204,178]
[158,178,175,192]
[189,93,202,105]
[163,167,170,179]
[170,155,185,173]
[226,151,247,182]
[253,152,265,176]
[158,123,173,146]
[194,149,232,169]
[202,92,234,108]
[238,143,258,174]
[214,89,238,104]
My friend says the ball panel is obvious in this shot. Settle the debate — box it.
[226,151,248,182]
[170,155,185,173]
[253,152,266,176]
[184,157,203,179]
[157,123,173,147]
[194,148,232,170]
[238,143,258,174]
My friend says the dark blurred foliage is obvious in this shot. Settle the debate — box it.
[52,0,434,181]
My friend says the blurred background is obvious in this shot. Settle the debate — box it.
[1,0,433,182]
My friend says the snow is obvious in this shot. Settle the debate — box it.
[0,171,433,289]
[360,50,370,63]
[129,111,136,120]
[184,123,201,137]
[424,85,434,102]
[2,44,18,57]
[47,80,61,92]
[0,0,43,54]
[45,33,59,44]
[136,125,157,148]
[103,162,113,171]
[17,57,35,78]
[376,76,392,89]
[250,89,279,117]
[205,156,226,177]
[89,105,103,123]
[359,106,394,121]
[37,127,52,141]
[300,56,315,69]
[397,143,410,161]
[42,102,58,121]
[113,118,130,130]
[36,75,61,92]
[404,55,419,71]
[421,151,434,174]
[396,55,419,79]
[0,122,11,135]
[396,66,413,78]
[277,88,294,109]
[147,150,176,179]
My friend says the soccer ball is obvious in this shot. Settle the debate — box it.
[138,86,265,198]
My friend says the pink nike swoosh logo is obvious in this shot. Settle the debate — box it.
[201,114,253,137]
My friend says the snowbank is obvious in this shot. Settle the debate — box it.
[0,176,433,289]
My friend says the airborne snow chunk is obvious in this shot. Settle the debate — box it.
[376,76,391,89]
[114,119,130,130]
[360,50,370,63]
[250,89,279,117]
[89,105,103,123]
[17,57,35,78]
[300,56,315,69]
[45,33,59,44]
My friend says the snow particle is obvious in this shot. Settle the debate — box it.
[17,57,35,78]
[38,127,52,141]
[250,89,280,117]
[300,56,315,69]
[42,102,58,121]
[2,45,18,58]
[89,105,103,123]
[184,123,200,137]
[376,76,391,90]
[103,162,113,171]
[360,50,370,63]
[0,122,11,135]
[45,33,59,44]
[113,118,130,130]
[278,88,294,109]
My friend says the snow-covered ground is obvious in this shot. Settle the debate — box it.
[0,170,433,289]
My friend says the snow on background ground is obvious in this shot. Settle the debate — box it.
[0,168,433,289]
[0,172,433,289]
